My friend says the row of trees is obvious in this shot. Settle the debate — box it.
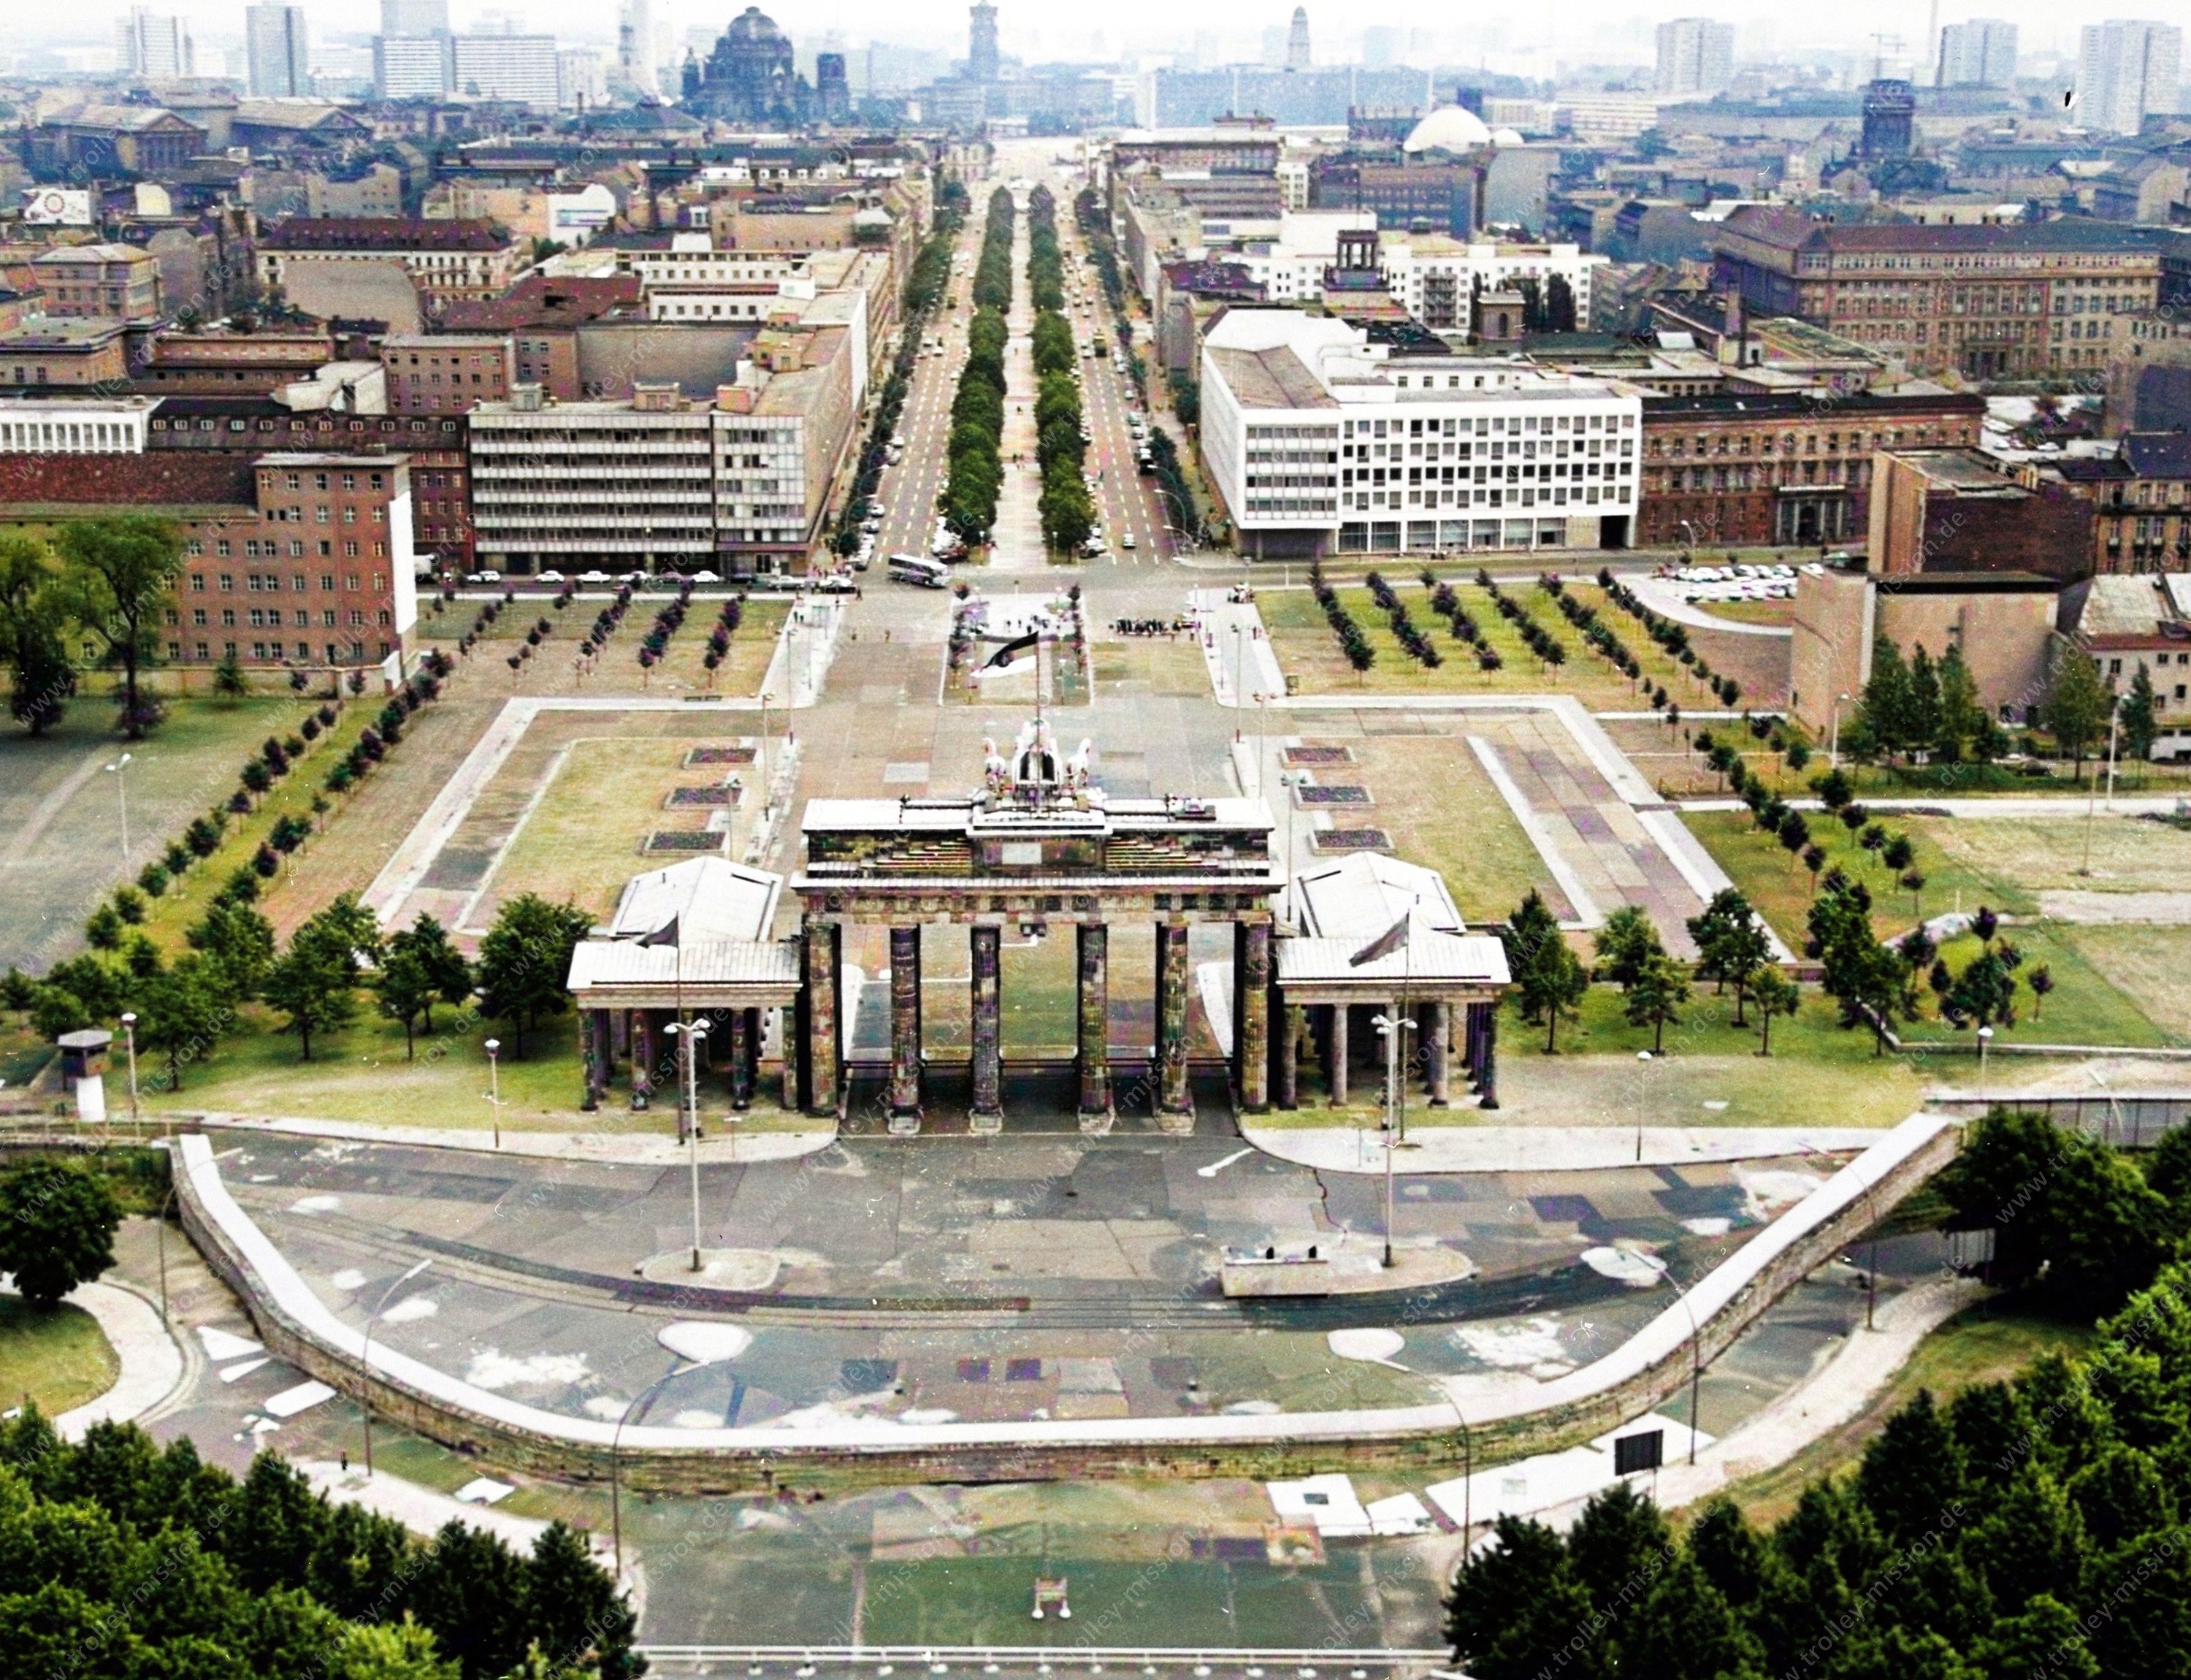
[1449,1115,2191,1680]
[940,190,1016,544]
[1,518,186,738]
[833,177,968,554]
[0,1410,638,1679]
[1028,186,1097,555]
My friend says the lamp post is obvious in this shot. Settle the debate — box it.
[611,1355,723,1579]
[154,1180,175,1326]
[1253,693,1266,797]
[1644,1253,1705,1464]
[1634,1050,1653,1163]
[2081,694,2123,877]
[1372,1009,1415,1268]
[1827,694,1851,770]
[665,1018,711,1271]
[104,752,133,866]
[118,1012,139,1127]
[483,1039,502,1149]
[759,690,775,817]
[360,1257,432,1476]
[1976,1024,1993,1111]
[1229,618,1246,733]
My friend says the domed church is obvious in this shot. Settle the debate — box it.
[681,7,811,125]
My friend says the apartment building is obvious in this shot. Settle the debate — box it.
[1377,239,1608,335]
[1710,207,2165,379]
[0,320,131,389]
[2054,433,2191,573]
[28,245,164,322]
[1199,310,1641,559]
[380,334,516,414]
[0,397,158,454]
[257,218,523,306]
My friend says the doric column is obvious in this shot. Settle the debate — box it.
[802,919,840,1118]
[727,1006,753,1111]
[1477,1001,1499,1110]
[888,924,922,1129]
[1329,1002,1350,1106]
[1236,921,1271,1113]
[1077,922,1110,1122]
[628,1009,656,1111]
[1426,1001,1450,1107]
[1277,1001,1302,1110]
[1154,920,1191,1123]
[969,925,1003,1130]
[581,1008,608,1111]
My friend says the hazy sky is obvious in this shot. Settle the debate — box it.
[24,0,2113,66]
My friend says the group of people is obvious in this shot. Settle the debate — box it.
[1112,616,1190,638]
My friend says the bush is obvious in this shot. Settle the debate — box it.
[137,862,170,898]
[0,1161,120,1306]
[112,885,146,924]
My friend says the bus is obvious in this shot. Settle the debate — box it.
[888,553,950,587]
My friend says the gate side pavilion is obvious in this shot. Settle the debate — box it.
[565,720,1510,1123]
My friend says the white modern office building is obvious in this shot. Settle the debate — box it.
[245,4,311,96]
[1199,312,1641,559]
[452,34,560,110]
[2075,19,2182,135]
[115,7,193,78]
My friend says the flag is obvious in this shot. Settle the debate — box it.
[638,915,679,948]
[1348,909,1411,968]
[984,632,1040,670]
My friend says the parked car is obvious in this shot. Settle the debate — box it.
[537,570,565,584]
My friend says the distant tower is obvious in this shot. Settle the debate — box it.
[1285,6,1310,69]
[968,2,1000,84]
[817,50,849,121]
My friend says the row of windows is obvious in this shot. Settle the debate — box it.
[1651,461,1865,492]
[1345,459,1632,489]
[187,570,385,592]
[170,640,380,663]
[1343,413,1632,440]
[175,606,381,629]
[1650,427,1964,459]
[1350,437,1624,463]
[186,538,387,560]
[1345,483,1623,513]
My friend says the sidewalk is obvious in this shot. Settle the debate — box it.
[1242,1123,1890,1176]
[37,1276,189,1442]
[174,1110,840,1165]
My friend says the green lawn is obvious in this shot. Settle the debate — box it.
[1686,810,2175,1050]
[0,694,330,973]
[1262,581,1705,710]
[1349,733,1564,923]
[0,1297,118,1416]
[1705,1298,2099,1531]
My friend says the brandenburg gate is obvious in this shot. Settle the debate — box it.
[793,718,1280,1131]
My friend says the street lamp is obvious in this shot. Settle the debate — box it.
[665,1017,711,1271]
[360,1257,432,1476]
[483,1039,502,1150]
[2088,1065,2127,1148]
[611,1353,728,1578]
[1229,619,1247,733]
[1371,1009,1415,1268]
[104,752,132,866]
[759,690,775,816]
[2081,692,2124,877]
[1634,1050,1653,1163]
[1641,1252,1705,1464]
[118,1012,139,1127]
[1976,1024,1994,1110]
[1827,694,1851,770]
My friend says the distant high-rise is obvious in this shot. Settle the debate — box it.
[245,4,310,96]
[380,0,449,37]
[617,0,658,96]
[2075,19,2182,135]
[1936,18,2017,88]
[1361,26,1401,69]
[968,4,999,85]
[115,7,193,79]
[375,34,453,96]
[453,34,559,107]
[1859,77,1916,157]
[1285,7,1310,70]
[559,46,608,110]
[1653,17,1734,96]
[817,50,850,120]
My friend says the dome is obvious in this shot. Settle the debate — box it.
[724,6,784,43]
[1403,105,1495,154]
[1491,126,1526,147]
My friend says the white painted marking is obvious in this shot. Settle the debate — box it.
[1196,1148,1253,1179]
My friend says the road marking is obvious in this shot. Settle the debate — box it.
[1196,1148,1253,1179]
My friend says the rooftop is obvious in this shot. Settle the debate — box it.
[259,218,514,253]
[1206,343,1338,411]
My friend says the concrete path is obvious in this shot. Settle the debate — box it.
[176,1110,840,1164]
[1242,1123,1889,1175]
[293,1457,599,1556]
[1653,1275,1989,1508]
[1629,575,1794,638]
[1680,793,2187,818]
[33,1277,190,1441]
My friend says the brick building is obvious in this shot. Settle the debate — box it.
[136,329,336,395]
[1637,391,1987,549]
[0,319,131,389]
[379,333,516,414]
[1867,447,2097,581]
[1709,207,2165,380]
[0,451,415,671]
[438,273,643,402]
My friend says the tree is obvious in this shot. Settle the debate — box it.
[1905,644,1943,757]
[1943,948,2018,1030]
[1858,634,1914,759]
[1776,808,1810,873]
[0,1161,120,1307]
[1622,950,1690,1053]
[2043,645,2111,771]
[1445,1516,1599,1680]
[262,914,362,1061]
[213,651,249,699]
[2119,662,2159,761]
[373,944,436,1060]
[2027,964,2053,1022]
[1809,766,1854,812]
[1592,904,1663,988]
[475,893,592,1054]
[389,915,471,1030]
[1687,888,1771,1023]
[135,956,232,1091]
[0,534,74,736]
[53,516,183,738]
[1935,643,1984,763]
[187,899,275,1000]
[1518,934,1591,1053]
[1748,963,1800,1055]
